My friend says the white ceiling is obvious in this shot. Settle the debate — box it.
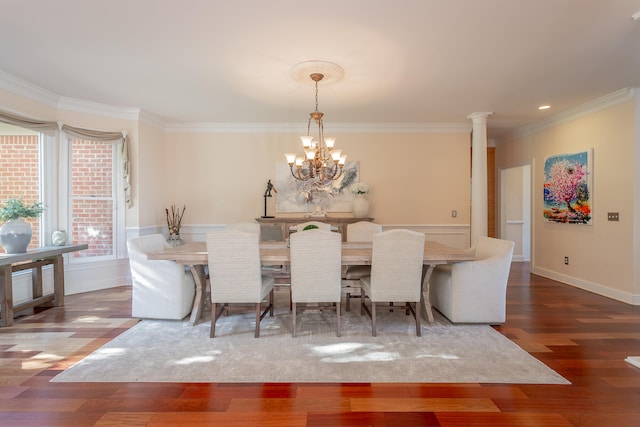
[1,0,639,139]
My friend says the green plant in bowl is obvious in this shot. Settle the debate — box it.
[0,198,45,221]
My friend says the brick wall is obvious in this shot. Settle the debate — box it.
[70,139,114,258]
[0,135,41,250]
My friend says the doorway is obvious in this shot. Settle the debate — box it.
[500,164,531,262]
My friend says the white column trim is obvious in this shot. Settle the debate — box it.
[468,112,492,246]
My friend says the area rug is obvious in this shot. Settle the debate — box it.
[51,300,569,384]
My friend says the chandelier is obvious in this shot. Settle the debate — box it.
[285,72,347,182]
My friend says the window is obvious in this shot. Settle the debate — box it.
[0,122,125,260]
[69,138,117,259]
[0,123,42,250]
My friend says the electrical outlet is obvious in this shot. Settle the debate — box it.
[451,210,457,218]
[564,256,569,265]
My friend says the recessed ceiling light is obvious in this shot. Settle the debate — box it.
[538,105,551,110]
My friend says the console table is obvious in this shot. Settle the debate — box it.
[0,244,88,327]
[255,217,374,242]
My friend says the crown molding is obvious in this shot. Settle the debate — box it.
[164,123,303,133]
[165,122,471,134]
[507,87,634,141]
[138,110,167,130]
[57,96,142,121]
[0,70,147,121]
[0,70,60,107]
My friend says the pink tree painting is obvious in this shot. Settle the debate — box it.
[543,151,592,224]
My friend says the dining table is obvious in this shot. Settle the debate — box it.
[148,240,474,326]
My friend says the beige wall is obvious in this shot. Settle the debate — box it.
[0,89,472,230]
[162,130,471,225]
[137,121,166,227]
[496,100,636,301]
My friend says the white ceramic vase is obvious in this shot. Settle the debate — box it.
[0,218,32,253]
[52,230,68,246]
[352,195,370,218]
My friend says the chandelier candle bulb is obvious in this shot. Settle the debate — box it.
[285,153,297,164]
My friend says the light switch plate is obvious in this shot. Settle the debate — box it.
[607,212,619,221]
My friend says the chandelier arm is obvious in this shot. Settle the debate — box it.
[289,165,312,181]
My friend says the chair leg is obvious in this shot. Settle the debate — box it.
[210,302,217,338]
[255,303,261,338]
[360,288,365,315]
[336,299,341,337]
[269,289,274,317]
[292,302,297,338]
[415,301,421,337]
[346,291,351,312]
[371,301,377,337]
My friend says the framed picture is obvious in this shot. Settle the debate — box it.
[275,161,359,213]
[543,149,593,224]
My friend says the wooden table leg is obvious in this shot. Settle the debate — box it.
[188,265,207,326]
[0,266,14,327]
[52,255,65,307]
[32,266,43,299]
[421,264,436,324]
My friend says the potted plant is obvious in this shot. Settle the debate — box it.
[0,197,45,253]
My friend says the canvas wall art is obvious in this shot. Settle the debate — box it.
[275,161,359,213]
[543,149,592,224]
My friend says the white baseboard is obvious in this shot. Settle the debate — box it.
[64,259,130,295]
[532,265,637,305]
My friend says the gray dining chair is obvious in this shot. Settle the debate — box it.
[360,229,425,336]
[289,228,342,337]
[206,229,274,338]
[343,221,382,311]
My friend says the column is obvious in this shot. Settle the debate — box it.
[468,112,492,246]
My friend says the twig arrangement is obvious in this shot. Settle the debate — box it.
[165,204,186,235]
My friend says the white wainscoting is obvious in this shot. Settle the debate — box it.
[129,224,471,248]
[381,224,471,249]
[9,257,130,306]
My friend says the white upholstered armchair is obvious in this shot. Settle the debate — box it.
[127,234,196,320]
[429,236,515,324]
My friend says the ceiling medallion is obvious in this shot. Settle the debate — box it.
[290,60,344,85]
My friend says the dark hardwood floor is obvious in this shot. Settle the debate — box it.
[1,262,639,426]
